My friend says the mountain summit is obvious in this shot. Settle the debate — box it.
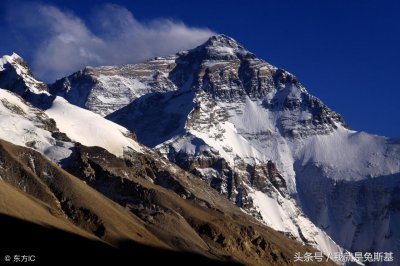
[188,34,257,60]
[0,53,48,95]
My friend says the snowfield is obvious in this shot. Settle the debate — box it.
[45,97,142,157]
[0,89,73,163]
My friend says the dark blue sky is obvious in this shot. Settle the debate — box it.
[1,0,399,137]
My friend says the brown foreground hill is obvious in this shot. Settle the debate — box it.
[0,139,334,265]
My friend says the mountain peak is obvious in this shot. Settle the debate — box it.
[0,53,49,99]
[202,34,243,49]
[1,52,32,77]
[183,34,256,63]
[0,52,22,65]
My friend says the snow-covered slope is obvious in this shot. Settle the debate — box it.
[45,97,142,157]
[247,187,344,257]
[0,88,73,163]
[0,80,140,163]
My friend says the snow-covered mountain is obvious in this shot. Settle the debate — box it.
[0,53,51,107]
[2,33,398,263]
[0,51,339,266]
[50,34,400,261]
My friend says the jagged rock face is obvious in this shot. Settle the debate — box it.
[184,35,346,138]
[51,35,346,137]
[0,53,48,97]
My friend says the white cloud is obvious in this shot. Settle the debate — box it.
[6,3,215,82]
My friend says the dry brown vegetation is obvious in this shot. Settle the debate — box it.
[0,139,335,265]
